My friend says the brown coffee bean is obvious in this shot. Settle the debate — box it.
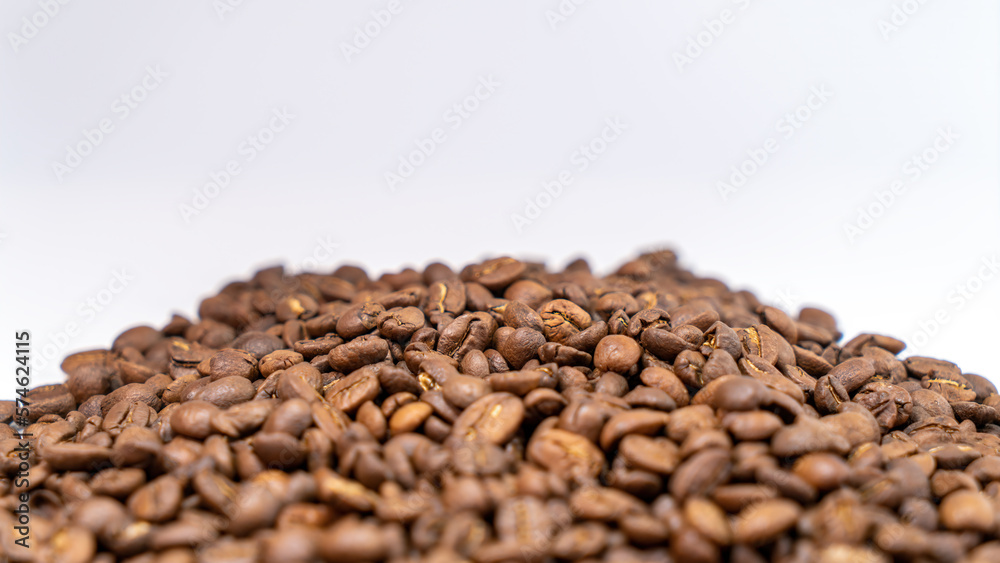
[336,301,385,340]
[207,349,259,381]
[940,489,996,532]
[684,497,732,546]
[127,474,182,522]
[324,368,381,414]
[192,376,256,409]
[496,327,546,370]
[923,370,978,402]
[733,498,801,545]
[262,398,314,437]
[327,334,389,373]
[843,333,906,356]
[619,435,680,475]
[599,409,670,451]
[229,331,284,360]
[593,335,642,374]
[442,373,492,409]
[437,312,497,360]
[539,299,592,344]
[258,349,303,377]
[527,426,604,482]
[376,306,425,341]
[502,279,553,310]
[170,400,221,439]
[449,392,524,446]
[641,327,696,361]
[722,410,783,441]
[669,447,731,500]
[101,383,162,416]
[293,334,344,358]
[424,279,467,317]
[41,441,111,471]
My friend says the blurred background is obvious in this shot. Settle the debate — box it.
[1,0,998,395]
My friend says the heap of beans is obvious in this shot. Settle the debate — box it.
[3,251,1000,563]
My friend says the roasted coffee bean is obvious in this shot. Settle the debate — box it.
[258,349,302,377]
[537,341,592,366]
[327,334,389,373]
[733,498,802,545]
[669,447,731,500]
[593,335,642,374]
[425,279,467,317]
[17,252,1000,561]
[496,327,546,369]
[208,349,260,381]
[293,334,344,358]
[192,375,256,408]
[923,370,978,402]
[127,474,182,522]
[854,380,913,430]
[527,426,604,482]
[539,299,593,344]
[230,331,284,360]
[376,306,426,341]
[437,312,497,360]
[324,367,381,414]
[641,327,695,361]
[101,383,162,416]
[26,384,76,420]
[639,365,689,407]
[449,392,524,445]
[336,301,385,339]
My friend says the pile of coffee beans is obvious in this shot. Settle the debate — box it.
[3,251,1000,562]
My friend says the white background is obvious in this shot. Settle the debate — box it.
[1,0,998,398]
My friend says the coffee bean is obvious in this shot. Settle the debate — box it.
[594,335,642,374]
[336,301,385,340]
[101,383,162,416]
[208,349,260,381]
[327,334,389,373]
[230,331,284,360]
[940,489,996,532]
[18,252,1000,561]
[539,299,592,344]
[733,498,801,545]
[449,392,524,446]
[193,375,255,408]
[127,474,182,522]
[496,327,546,370]
[324,368,381,414]
[527,426,604,482]
[437,312,497,360]
[669,447,731,500]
